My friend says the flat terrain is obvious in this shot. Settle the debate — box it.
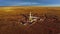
[0,6,60,34]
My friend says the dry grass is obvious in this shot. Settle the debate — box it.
[0,6,60,34]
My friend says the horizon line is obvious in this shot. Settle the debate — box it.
[0,6,60,7]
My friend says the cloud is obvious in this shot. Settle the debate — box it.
[12,2,41,6]
[0,2,41,6]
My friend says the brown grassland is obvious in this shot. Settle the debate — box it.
[0,6,60,34]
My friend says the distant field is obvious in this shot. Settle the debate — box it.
[0,6,60,16]
[0,6,60,34]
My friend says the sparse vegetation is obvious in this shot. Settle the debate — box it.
[0,6,60,34]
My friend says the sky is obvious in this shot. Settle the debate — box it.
[0,0,60,6]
